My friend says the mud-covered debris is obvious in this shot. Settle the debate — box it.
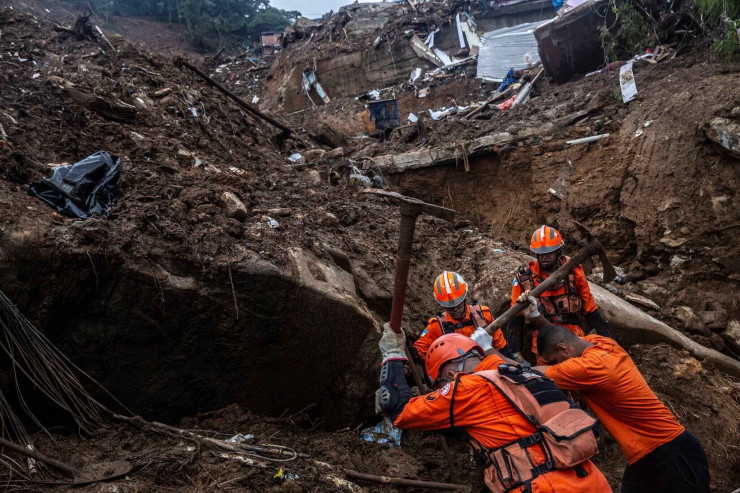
[325,147,345,160]
[721,320,740,352]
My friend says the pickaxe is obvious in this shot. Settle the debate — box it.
[363,189,456,470]
[481,220,616,335]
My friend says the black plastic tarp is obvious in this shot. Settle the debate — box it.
[28,151,122,219]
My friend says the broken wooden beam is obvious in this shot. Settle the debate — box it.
[371,132,513,173]
[174,57,293,137]
[343,469,466,491]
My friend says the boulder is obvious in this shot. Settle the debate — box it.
[704,117,740,159]
[699,309,728,332]
[218,191,248,222]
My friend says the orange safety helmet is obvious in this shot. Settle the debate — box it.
[530,225,564,254]
[425,333,483,385]
[433,271,468,308]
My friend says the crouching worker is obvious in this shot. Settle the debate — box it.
[376,323,612,493]
[519,292,710,493]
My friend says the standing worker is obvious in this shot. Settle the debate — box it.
[412,271,510,363]
[507,226,609,363]
[519,293,710,493]
[376,325,612,492]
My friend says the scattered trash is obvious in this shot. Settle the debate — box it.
[634,129,644,138]
[497,69,517,91]
[566,134,610,146]
[409,67,422,82]
[28,151,121,219]
[251,95,259,104]
[496,95,516,112]
[274,467,300,480]
[287,153,303,163]
[31,73,40,79]
[548,187,566,199]
[265,217,279,229]
[367,89,381,100]
[417,87,429,98]
[407,112,418,123]
[360,418,402,448]
[492,248,506,253]
[226,433,255,444]
[619,62,637,103]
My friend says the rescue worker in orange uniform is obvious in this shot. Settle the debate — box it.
[376,321,613,493]
[516,293,710,493]
[507,226,609,364]
[412,271,510,363]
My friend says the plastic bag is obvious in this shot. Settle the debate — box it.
[28,151,122,219]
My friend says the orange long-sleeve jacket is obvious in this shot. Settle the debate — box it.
[545,335,685,464]
[510,259,598,357]
[413,304,507,359]
[394,355,612,493]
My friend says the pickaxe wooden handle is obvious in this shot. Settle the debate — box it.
[483,236,615,334]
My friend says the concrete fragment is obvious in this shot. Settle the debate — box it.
[625,293,660,311]
[305,170,322,186]
[704,117,740,159]
[373,132,513,173]
[218,192,248,222]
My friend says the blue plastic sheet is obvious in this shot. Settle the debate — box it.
[360,418,402,448]
[497,69,517,91]
[28,151,121,219]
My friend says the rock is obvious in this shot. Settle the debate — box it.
[643,262,660,275]
[675,306,708,335]
[720,320,740,352]
[699,309,728,332]
[153,87,174,98]
[670,255,689,270]
[218,192,248,222]
[321,212,341,227]
[704,117,740,159]
[303,149,327,162]
[171,199,188,215]
[636,279,669,299]
[672,356,702,380]
[660,236,688,248]
[305,170,322,186]
[325,147,345,160]
[625,293,660,311]
[267,208,291,217]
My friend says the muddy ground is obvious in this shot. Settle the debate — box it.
[0,3,739,492]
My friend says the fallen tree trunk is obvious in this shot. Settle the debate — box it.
[174,57,293,137]
[590,283,740,378]
[62,87,137,122]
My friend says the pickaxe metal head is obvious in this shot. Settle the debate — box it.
[362,189,455,222]
[572,221,617,283]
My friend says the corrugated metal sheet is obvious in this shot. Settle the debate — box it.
[476,20,548,81]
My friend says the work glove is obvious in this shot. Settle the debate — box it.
[470,327,493,352]
[516,290,541,319]
[379,322,408,364]
[512,352,526,364]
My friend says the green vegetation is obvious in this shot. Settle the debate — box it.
[599,1,652,63]
[70,0,301,50]
[694,0,739,61]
